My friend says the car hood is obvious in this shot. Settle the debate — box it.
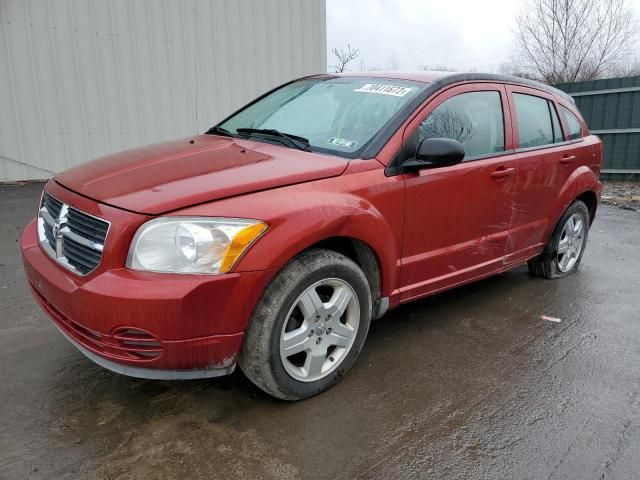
[55,135,349,215]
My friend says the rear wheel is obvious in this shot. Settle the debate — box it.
[528,200,590,279]
[239,249,371,400]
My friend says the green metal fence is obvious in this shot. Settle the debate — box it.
[555,75,640,180]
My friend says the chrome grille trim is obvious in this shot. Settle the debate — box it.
[37,192,110,276]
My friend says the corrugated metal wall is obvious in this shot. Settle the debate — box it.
[0,0,327,181]
[555,76,640,179]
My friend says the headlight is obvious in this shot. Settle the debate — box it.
[127,217,268,274]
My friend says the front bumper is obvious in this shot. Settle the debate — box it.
[21,212,276,379]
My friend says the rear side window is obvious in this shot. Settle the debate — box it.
[513,93,565,148]
[561,106,583,140]
[414,91,505,158]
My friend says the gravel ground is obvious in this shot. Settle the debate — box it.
[602,181,640,211]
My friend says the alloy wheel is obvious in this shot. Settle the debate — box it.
[279,278,360,382]
[557,213,586,272]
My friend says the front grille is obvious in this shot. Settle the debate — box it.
[38,192,110,275]
[66,208,109,243]
[43,193,63,219]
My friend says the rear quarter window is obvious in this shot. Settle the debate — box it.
[561,106,583,140]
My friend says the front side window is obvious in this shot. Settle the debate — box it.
[216,77,426,157]
[409,91,505,159]
[513,93,565,148]
[561,106,583,140]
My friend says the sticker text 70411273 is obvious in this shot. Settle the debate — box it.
[353,84,413,97]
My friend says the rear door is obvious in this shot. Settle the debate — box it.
[503,85,582,265]
[398,83,518,302]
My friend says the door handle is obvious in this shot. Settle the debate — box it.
[560,155,576,164]
[491,167,515,179]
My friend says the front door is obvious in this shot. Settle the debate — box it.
[398,83,517,302]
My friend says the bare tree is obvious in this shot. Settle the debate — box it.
[330,44,360,73]
[420,109,473,145]
[514,0,638,83]
[358,55,367,72]
[420,64,457,72]
[497,62,543,80]
[389,51,399,71]
[607,54,640,77]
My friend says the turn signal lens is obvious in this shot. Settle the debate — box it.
[219,222,269,273]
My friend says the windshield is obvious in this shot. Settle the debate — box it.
[216,77,426,157]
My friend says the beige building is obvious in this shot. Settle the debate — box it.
[0,0,327,181]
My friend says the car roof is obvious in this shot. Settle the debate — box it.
[324,71,574,104]
[333,70,456,83]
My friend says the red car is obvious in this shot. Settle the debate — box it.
[21,72,602,400]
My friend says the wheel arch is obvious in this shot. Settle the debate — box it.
[576,190,598,224]
[304,236,383,309]
[546,165,601,237]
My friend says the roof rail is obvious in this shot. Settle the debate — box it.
[429,73,576,104]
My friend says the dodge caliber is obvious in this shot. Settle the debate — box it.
[21,72,603,400]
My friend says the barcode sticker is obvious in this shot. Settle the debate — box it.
[354,83,413,97]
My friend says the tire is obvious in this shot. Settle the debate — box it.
[528,200,590,279]
[239,248,372,400]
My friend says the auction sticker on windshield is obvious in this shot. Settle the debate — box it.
[354,83,413,97]
[328,137,358,149]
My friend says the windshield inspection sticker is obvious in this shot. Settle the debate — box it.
[354,83,413,97]
[329,137,358,149]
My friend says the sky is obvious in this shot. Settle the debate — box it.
[326,0,640,73]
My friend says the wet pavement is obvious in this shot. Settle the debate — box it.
[1,182,639,480]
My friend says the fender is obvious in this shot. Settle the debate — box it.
[175,166,406,299]
[236,190,401,296]
[544,165,601,239]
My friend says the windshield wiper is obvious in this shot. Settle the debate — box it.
[236,128,312,152]
[206,125,235,137]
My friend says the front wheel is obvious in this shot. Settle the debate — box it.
[239,249,372,400]
[528,200,590,279]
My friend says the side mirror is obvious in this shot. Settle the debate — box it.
[403,138,465,172]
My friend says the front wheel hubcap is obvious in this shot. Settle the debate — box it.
[279,278,360,382]
[557,213,586,272]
